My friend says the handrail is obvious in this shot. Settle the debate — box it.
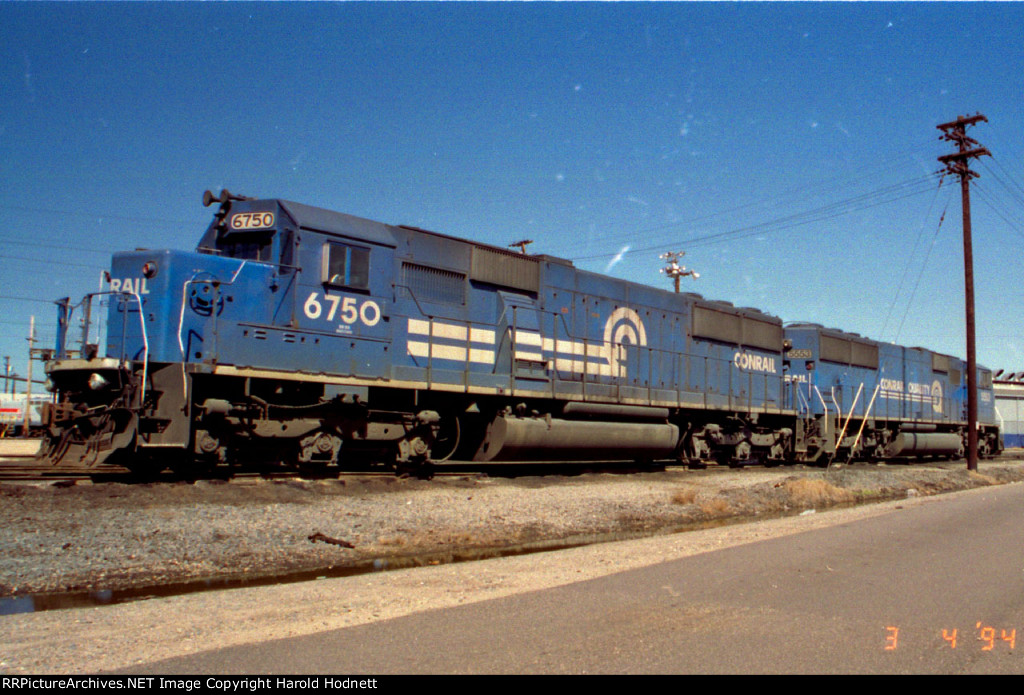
[58,290,150,406]
[830,382,864,464]
[850,384,881,457]
[177,261,247,400]
[796,383,810,415]
[814,387,829,436]
[129,291,149,406]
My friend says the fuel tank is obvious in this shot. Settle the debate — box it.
[473,415,679,462]
[883,432,964,458]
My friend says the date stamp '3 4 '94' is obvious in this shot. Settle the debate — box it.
[885,624,1017,651]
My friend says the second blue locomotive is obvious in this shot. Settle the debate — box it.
[39,191,1000,472]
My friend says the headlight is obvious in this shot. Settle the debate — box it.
[88,373,109,391]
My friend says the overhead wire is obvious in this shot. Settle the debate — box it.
[982,123,1024,193]
[0,204,195,227]
[978,160,1024,214]
[0,253,104,270]
[973,182,1024,241]
[554,139,943,256]
[892,190,954,345]
[1,239,112,256]
[989,155,1024,203]
[878,173,948,342]
[571,171,947,262]
[0,294,74,304]
[576,173,938,261]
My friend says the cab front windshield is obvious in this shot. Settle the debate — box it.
[216,230,274,261]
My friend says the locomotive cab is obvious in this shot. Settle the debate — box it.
[39,190,408,472]
[197,193,294,267]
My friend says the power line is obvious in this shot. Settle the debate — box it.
[973,183,1024,241]
[990,155,1024,201]
[571,172,946,262]
[0,253,103,270]
[0,238,112,256]
[549,140,943,255]
[0,294,65,304]
[0,204,195,227]
[878,174,948,342]
[978,159,1024,212]
[892,192,953,344]
[982,123,1024,189]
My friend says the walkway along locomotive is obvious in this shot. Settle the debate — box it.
[38,191,1001,473]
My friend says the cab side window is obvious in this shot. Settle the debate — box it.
[322,242,370,290]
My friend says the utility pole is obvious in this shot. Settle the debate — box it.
[937,113,990,472]
[3,357,8,395]
[660,251,699,293]
[23,316,35,437]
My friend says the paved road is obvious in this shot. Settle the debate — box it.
[126,483,1024,674]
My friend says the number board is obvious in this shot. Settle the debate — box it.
[230,212,276,230]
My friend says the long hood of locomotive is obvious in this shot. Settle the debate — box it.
[102,249,790,414]
[784,323,997,427]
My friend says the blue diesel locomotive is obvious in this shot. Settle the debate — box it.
[39,191,1001,472]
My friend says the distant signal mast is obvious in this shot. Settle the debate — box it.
[508,239,533,254]
[660,251,699,293]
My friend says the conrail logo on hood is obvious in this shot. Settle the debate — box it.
[880,378,945,414]
[108,277,150,295]
[733,351,776,373]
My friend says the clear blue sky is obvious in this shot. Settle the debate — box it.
[2,2,1023,390]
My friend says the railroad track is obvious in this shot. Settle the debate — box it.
[2,452,1017,485]
[0,458,662,484]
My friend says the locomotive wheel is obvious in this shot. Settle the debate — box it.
[127,450,209,481]
[717,451,740,468]
[395,458,434,480]
[169,455,214,481]
[680,432,709,469]
[125,453,168,481]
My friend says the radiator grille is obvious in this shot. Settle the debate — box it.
[401,262,466,305]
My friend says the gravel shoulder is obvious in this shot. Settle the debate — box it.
[1,456,1022,673]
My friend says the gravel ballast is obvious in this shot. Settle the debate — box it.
[2,460,1023,599]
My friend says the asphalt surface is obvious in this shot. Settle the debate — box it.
[120,482,1024,674]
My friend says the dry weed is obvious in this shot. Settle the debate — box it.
[671,486,699,505]
[783,478,853,508]
[967,471,997,485]
[698,498,732,516]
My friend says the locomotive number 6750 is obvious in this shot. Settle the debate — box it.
[303,291,382,327]
[230,212,275,229]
